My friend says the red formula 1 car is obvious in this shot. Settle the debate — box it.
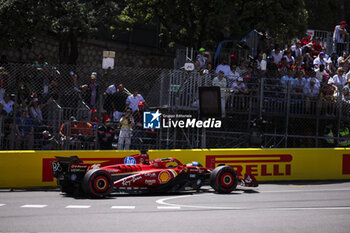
[51,151,258,198]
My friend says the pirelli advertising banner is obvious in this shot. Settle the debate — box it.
[0,148,350,188]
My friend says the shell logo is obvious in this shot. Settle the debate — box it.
[158,171,171,184]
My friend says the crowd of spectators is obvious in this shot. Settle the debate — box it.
[0,21,349,149]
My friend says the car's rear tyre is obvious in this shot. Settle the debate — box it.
[82,169,113,198]
[210,166,237,194]
[58,179,75,195]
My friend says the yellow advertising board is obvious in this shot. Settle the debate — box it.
[0,148,350,188]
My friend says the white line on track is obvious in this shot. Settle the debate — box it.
[65,205,91,209]
[156,191,350,210]
[111,206,135,209]
[157,206,181,210]
[261,188,350,193]
[21,205,47,208]
[0,204,6,207]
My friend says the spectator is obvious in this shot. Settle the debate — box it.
[277,57,290,74]
[329,67,347,88]
[283,51,295,65]
[32,55,49,95]
[118,107,134,150]
[97,115,116,150]
[292,71,306,96]
[76,114,94,149]
[48,74,60,101]
[323,122,335,147]
[337,51,350,68]
[29,97,52,125]
[236,60,248,77]
[16,81,31,106]
[281,69,295,91]
[0,93,15,117]
[291,40,303,60]
[126,89,147,113]
[195,48,212,73]
[300,34,312,46]
[90,108,98,124]
[15,110,34,149]
[327,53,338,75]
[338,121,350,146]
[346,69,350,80]
[231,77,249,94]
[0,67,9,101]
[227,63,240,88]
[81,72,99,109]
[212,71,227,88]
[59,116,79,149]
[304,78,320,111]
[270,44,283,64]
[65,71,80,109]
[315,64,327,83]
[312,37,323,57]
[215,59,231,75]
[333,21,349,56]
[313,52,327,69]
[104,82,119,115]
[113,84,129,122]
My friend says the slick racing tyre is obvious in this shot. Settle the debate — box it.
[83,169,113,198]
[210,166,237,194]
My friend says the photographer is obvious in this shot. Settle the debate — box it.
[118,107,134,150]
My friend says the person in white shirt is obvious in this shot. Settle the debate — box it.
[126,89,146,112]
[313,52,327,69]
[105,83,118,95]
[0,94,15,116]
[227,64,240,88]
[271,45,283,64]
[212,71,227,88]
[215,59,231,76]
[231,77,249,94]
[333,21,349,55]
[328,67,347,87]
[315,64,327,83]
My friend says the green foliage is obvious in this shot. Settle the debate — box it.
[123,0,309,49]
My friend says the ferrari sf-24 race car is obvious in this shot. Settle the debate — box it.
[51,151,258,198]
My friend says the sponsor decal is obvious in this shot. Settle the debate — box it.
[124,157,136,165]
[145,180,157,185]
[51,161,61,172]
[206,154,292,177]
[158,171,171,184]
[343,154,350,175]
[122,175,142,186]
[144,172,157,177]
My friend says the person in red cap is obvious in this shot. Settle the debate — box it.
[97,115,115,149]
[333,21,349,56]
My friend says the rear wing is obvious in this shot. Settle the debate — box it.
[55,155,83,163]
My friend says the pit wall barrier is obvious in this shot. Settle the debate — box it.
[1,148,350,188]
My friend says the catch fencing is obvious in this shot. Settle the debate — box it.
[0,62,348,150]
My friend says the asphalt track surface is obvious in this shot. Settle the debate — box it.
[1,182,350,233]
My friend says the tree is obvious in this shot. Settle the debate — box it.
[123,0,308,49]
[0,0,125,64]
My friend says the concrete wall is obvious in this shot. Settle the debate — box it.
[1,37,175,68]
